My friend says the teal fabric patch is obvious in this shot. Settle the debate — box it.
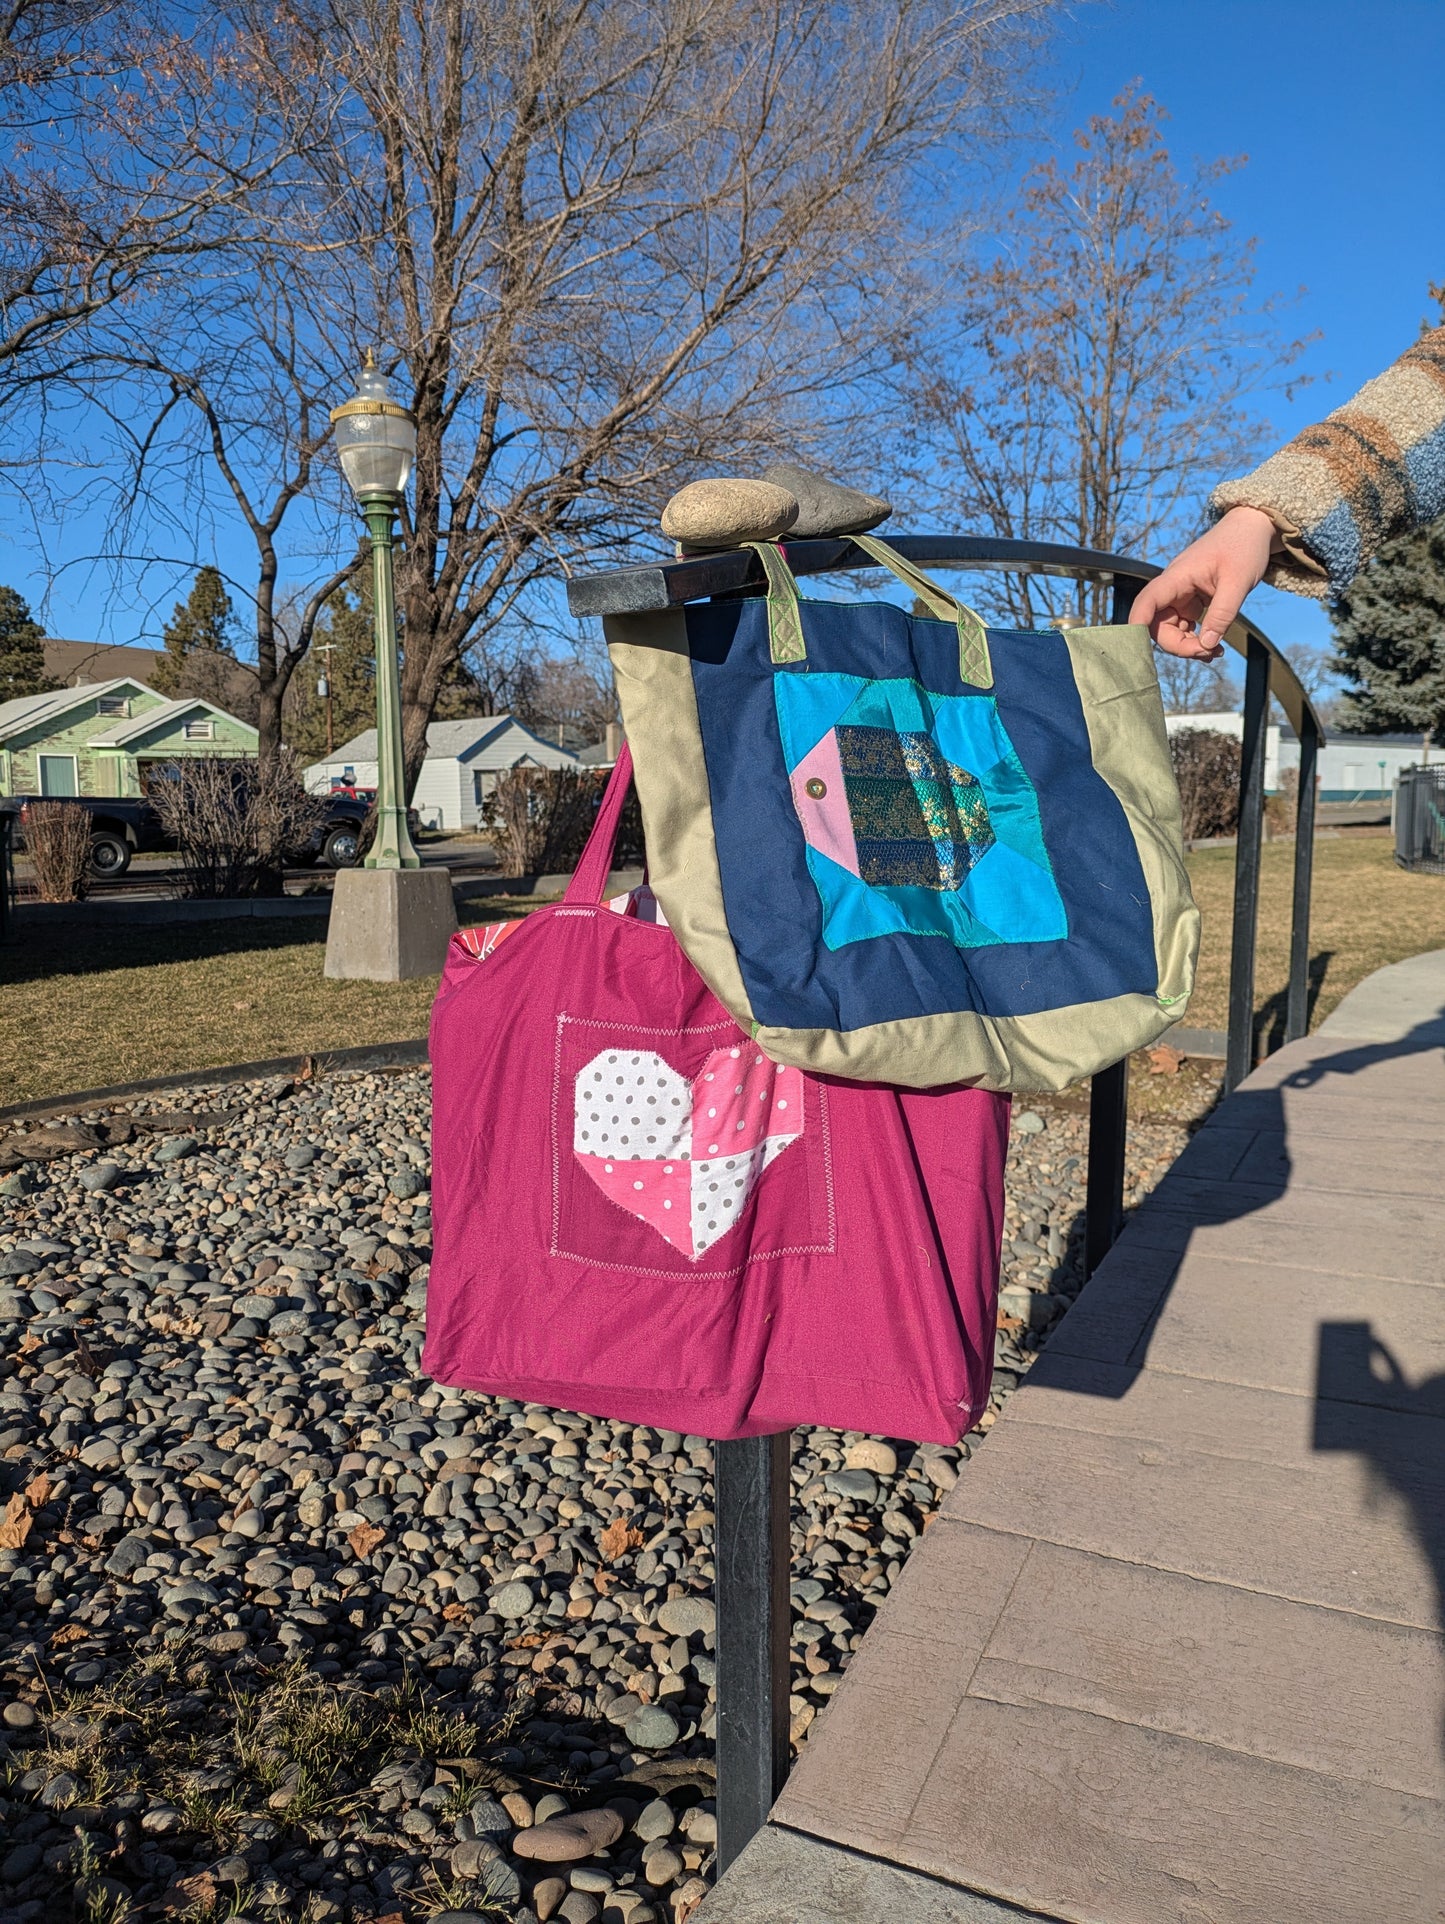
[775,672,1067,952]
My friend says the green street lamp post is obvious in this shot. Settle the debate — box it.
[323,354,456,982]
[330,354,420,870]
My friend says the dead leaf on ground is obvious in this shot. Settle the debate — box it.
[17,1333,41,1356]
[348,1521,385,1559]
[22,1475,50,1508]
[441,1602,472,1622]
[160,1871,219,1915]
[0,1493,34,1550]
[1146,1043,1186,1076]
[50,1624,88,1648]
[598,1517,645,1562]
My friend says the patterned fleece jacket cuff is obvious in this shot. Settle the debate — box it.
[1207,488,1332,600]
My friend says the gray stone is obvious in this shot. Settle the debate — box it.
[389,1168,425,1200]
[78,1161,122,1192]
[0,1252,41,1278]
[843,1439,897,1475]
[324,865,457,982]
[760,462,892,538]
[643,1845,684,1887]
[660,477,798,548]
[154,1135,198,1162]
[558,1897,601,1924]
[625,1705,680,1751]
[634,1797,675,1842]
[656,1596,715,1638]
[1,1701,38,1730]
[283,1145,318,1170]
[1014,1111,1046,1136]
[824,1469,878,1503]
[512,1808,624,1863]
[491,1578,534,1621]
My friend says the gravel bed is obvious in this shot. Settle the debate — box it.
[0,1069,1189,1924]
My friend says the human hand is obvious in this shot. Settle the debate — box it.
[1131,506,1277,658]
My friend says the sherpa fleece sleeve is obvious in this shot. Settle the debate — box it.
[1209,323,1445,599]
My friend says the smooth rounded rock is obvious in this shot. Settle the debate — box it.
[843,1439,897,1475]
[660,477,797,547]
[1015,1111,1046,1135]
[760,462,891,538]
[511,1807,624,1863]
[625,1705,680,1750]
[78,1161,122,1192]
[491,1579,534,1621]
[655,1596,714,1638]
[1,1701,38,1731]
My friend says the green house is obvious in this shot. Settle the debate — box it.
[0,678,258,799]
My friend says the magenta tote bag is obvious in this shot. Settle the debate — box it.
[423,748,1009,1444]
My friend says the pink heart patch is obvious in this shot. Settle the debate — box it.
[573,1044,804,1258]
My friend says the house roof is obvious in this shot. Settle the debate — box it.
[86,695,256,748]
[0,678,151,745]
[43,639,165,689]
[308,714,578,771]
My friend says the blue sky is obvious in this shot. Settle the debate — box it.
[1053,0,1445,659]
[8,0,1443,665]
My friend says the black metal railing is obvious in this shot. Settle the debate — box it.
[0,810,14,945]
[1394,765,1445,874]
[565,532,1323,1872]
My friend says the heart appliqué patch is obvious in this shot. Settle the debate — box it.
[573,1045,804,1258]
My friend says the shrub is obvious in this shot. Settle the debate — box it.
[1169,727,1242,845]
[482,766,644,877]
[24,800,91,901]
[147,751,328,897]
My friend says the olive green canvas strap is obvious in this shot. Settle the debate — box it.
[742,535,994,688]
[742,541,808,664]
[850,534,994,689]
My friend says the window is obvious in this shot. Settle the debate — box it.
[96,695,130,718]
[183,718,215,741]
[38,755,78,797]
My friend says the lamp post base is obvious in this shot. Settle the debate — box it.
[324,866,457,981]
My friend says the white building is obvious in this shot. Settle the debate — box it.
[1165,710,1434,801]
[304,715,579,833]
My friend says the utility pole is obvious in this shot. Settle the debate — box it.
[315,637,336,756]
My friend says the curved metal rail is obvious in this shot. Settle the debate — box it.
[566,532,1324,1871]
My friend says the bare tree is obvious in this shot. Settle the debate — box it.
[229,0,1056,792]
[902,89,1311,626]
[0,7,316,387]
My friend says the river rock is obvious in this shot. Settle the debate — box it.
[760,462,891,537]
[660,477,797,547]
[511,1808,624,1863]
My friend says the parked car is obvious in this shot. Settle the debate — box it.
[0,788,412,876]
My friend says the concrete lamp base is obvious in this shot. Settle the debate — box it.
[325,865,457,981]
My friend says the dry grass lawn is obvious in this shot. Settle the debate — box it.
[3,839,1443,1107]
[1182,833,1445,1038]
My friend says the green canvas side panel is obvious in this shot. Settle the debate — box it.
[605,611,757,1031]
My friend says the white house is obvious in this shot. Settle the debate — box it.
[304,715,580,833]
[1166,709,1434,801]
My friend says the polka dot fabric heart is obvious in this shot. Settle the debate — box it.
[574,1046,804,1257]
[424,746,1010,1443]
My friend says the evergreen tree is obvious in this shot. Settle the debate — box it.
[1330,518,1445,745]
[284,581,376,759]
[0,584,56,703]
[151,565,236,699]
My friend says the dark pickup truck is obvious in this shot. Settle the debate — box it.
[3,789,375,876]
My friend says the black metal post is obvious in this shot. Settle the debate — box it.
[1079,572,1142,1279]
[1084,1058,1129,1277]
[1226,637,1270,1091]
[1284,711,1319,1044]
[714,1431,792,1875]
[0,812,11,945]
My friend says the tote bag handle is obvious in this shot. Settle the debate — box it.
[565,742,635,905]
[743,533,994,689]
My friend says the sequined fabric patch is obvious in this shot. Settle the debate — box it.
[836,725,995,890]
